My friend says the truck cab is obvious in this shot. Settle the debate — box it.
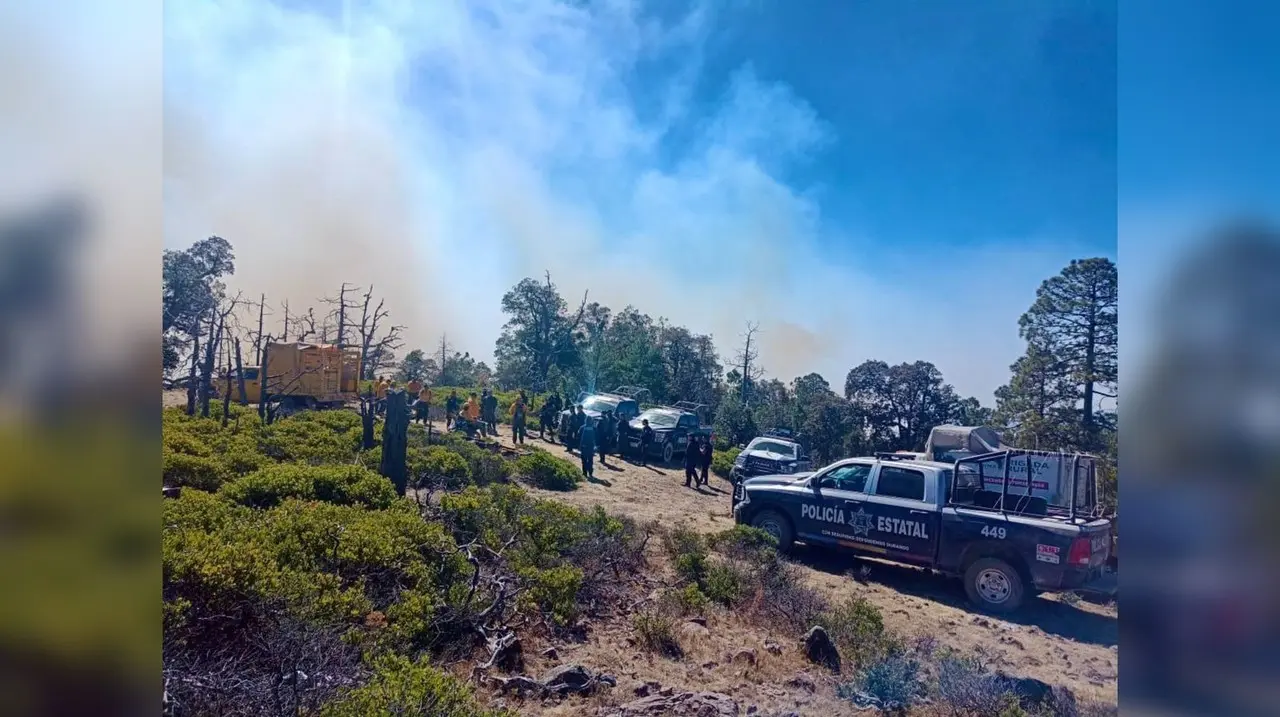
[731,449,1115,613]
[731,431,812,482]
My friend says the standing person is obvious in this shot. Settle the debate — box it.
[598,410,613,467]
[510,391,528,445]
[481,389,499,437]
[407,377,422,397]
[374,377,389,415]
[638,419,654,467]
[445,390,460,429]
[699,436,713,486]
[578,417,596,479]
[546,392,562,441]
[615,415,630,459]
[415,382,433,425]
[683,434,700,487]
[538,398,553,440]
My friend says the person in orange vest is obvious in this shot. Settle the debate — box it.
[407,377,422,395]
[374,377,389,415]
[462,392,481,422]
[415,383,433,425]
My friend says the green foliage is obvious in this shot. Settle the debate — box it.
[673,584,710,615]
[702,562,745,606]
[513,449,580,491]
[218,464,397,510]
[320,654,510,717]
[817,596,899,669]
[518,564,583,626]
[663,527,709,584]
[711,447,740,477]
[632,606,682,658]
[710,524,777,556]
[712,391,757,447]
[163,450,230,491]
[838,651,924,712]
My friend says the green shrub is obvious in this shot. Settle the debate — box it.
[163,450,230,491]
[703,562,745,605]
[663,527,709,584]
[632,606,682,658]
[163,431,213,457]
[673,584,710,615]
[514,450,579,491]
[320,654,510,717]
[710,525,777,559]
[219,464,397,510]
[711,447,741,478]
[409,446,470,489]
[818,596,897,669]
[519,564,583,626]
[837,652,924,713]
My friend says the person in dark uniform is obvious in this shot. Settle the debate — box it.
[615,415,630,458]
[683,435,700,487]
[638,419,654,467]
[481,389,499,437]
[445,390,460,429]
[578,417,596,479]
[598,410,614,467]
[538,398,553,440]
[699,436,713,486]
[568,405,585,453]
[545,392,562,441]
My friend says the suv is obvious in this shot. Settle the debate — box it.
[731,449,1115,613]
[556,391,641,441]
[731,431,811,482]
[626,403,713,464]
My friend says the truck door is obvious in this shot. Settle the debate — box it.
[800,463,875,550]
[861,465,940,565]
[675,414,698,453]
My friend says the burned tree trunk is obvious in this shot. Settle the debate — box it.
[185,317,202,416]
[221,349,233,428]
[360,396,377,450]
[234,339,248,406]
[379,390,409,496]
[200,311,223,418]
[258,342,271,423]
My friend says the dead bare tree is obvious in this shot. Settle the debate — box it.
[322,283,359,349]
[234,339,248,406]
[185,314,202,416]
[436,333,452,384]
[291,307,318,343]
[734,321,763,405]
[355,285,404,381]
[198,293,246,417]
[279,299,291,342]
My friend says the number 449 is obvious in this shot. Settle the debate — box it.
[981,525,1007,540]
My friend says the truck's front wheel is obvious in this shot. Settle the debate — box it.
[963,558,1025,614]
[751,510,794,553]
[662,441,674,464]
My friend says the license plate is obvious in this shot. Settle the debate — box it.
[1091,536,1108,553]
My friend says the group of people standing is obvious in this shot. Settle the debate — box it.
[369,381,717,489]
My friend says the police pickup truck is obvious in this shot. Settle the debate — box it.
[731,449,1114,613]
[730,430,812,482]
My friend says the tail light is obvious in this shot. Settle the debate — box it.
[1067,537,1092,567]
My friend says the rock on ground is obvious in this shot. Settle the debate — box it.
[606,691,740,716]
[801,626,841,674]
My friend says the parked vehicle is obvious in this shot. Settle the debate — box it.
[216,341,360,410]
[627,402,713,464]
[731,448,1115,613]
[731,430,812,482]
[555,387,644,441]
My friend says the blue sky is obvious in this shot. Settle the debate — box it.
[162,0,1120,403]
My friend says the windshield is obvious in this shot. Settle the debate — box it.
[748,440,797,457]
[581,396,620,413]
[637,409,678,428]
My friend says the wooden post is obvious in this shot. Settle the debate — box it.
[380,390,409,496]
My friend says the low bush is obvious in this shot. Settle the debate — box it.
[163,450,230,491]
[513,450,579,491]
[672,584,710,616]
[817,596,900,669]
[703,562,746,606]
[320,654,511,717]
[632,606,682,658]
[219,464,398,510]
[837,651,925,713]
[711,447,741,478]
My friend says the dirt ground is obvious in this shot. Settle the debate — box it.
[460,421,1118,706]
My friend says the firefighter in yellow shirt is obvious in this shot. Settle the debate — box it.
[374,377,389,415]
[414,383,433,425]
[407,378,422,395]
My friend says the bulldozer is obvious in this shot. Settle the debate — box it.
[217,341,362,410]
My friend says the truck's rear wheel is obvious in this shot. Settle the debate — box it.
[963,557,1025,614]
[750,510,794,553]
[662,441,674,464]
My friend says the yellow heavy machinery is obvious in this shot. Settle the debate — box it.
[219,341,362,409]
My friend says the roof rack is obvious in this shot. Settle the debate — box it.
[875,452,926,462]
[762,428,796,440]
[672,400,707,414]
[609,385,651,402]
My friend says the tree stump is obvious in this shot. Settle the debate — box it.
[380,390,409,496]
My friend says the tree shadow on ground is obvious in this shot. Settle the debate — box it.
[789,544,1118,648]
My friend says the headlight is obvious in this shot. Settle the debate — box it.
[733,454,746,467]
[781,462,796,473]
[655,434,667,443]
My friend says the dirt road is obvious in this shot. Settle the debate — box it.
[462,421,1119,702]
